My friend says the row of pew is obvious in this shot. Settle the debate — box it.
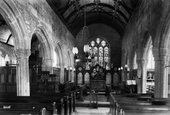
[0,91,76,115]
[109,93,170,115]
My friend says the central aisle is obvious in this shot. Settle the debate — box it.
[75,94,111,115]
[75,107,110,115]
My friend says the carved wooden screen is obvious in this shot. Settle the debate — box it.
[88,38,110,70]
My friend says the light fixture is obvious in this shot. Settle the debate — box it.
[120,67,123,70]
[72,47,80,63]
[125,64,128,68]
[83,44,90,58]
[83,44,89,53]
[118,66,123,71]
[72,47,78,59]
[81,3,89,42]
[72,47,78,54]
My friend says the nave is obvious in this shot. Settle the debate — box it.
[0,0,170,115]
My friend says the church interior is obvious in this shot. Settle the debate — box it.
[0,0,170,115]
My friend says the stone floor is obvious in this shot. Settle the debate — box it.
[75,107,110,115]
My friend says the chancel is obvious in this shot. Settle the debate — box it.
[0,0,170,115]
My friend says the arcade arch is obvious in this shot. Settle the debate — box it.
[0,1,31,96]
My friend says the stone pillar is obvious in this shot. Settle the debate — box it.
[136,59,147,93]
[137,60,142,94]
[121,67,125,82]
[153,49,169,98]
[71,67,75,82]
[15,49,30,96]
[60,66,65,84]
[141,59,147,93]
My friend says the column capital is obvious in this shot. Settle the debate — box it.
[160,48,168,56]
[153,48,168,56]
[152,49,160,61]
[153,48,168,61]
[15,49,30,58]
[137,59,146,65]
[43,58,53,62]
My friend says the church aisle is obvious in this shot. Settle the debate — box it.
[75,107,111,115]
[75,94,111,115]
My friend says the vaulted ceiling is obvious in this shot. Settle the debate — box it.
[46,0,141,37]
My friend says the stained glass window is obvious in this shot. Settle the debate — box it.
[87,38,110,70]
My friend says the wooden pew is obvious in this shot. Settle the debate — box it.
[0,103,42,115]
[110,93,170,115]
[31,92,70,115]
[0,94,65,115]
[0,89,76,115]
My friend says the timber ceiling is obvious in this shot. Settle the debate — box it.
[47,0,141,37]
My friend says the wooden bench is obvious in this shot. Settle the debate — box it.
[137,94,153,101]
[110,93,170,115]
[151,98,168,105]
[0,91,77,115]
[0,95,63,115]
[31,91,76,115]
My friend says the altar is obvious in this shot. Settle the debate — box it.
[90,65,106,91]
[90,80,106,91]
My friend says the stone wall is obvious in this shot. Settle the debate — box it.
[121,0,170,95]
[8,0,76,69]
[122,0,162,65]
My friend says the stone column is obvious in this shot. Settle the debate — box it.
[153,49,169,98]
[60,66,65,84]
[136,60,142,94]
[15,49,30,96]
[71,67,75,82]
[141,59,147,93]
[136,59,147,93]
[121,67,125,82]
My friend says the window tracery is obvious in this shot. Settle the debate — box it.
[88,38,110,70]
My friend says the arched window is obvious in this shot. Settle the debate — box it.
[88,38,110,70]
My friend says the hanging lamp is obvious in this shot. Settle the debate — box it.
[81,3,89,42]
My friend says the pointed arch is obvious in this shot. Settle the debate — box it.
[33,26,53,61]
[0,0,27,49]
[55,43,63,67]
[142,34,153,65]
